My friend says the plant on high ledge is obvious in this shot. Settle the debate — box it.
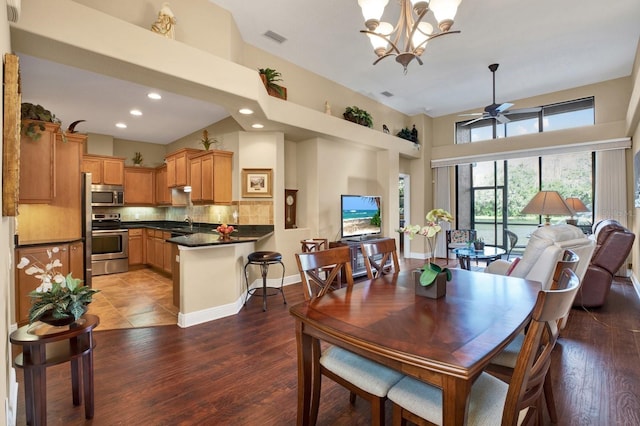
[343,106,373,128]
[200,129,219,150]
[396,127,412,141]
[132,151,143,165]
[21,102,67,143]
[258,68,287,99]
[17,247,100,325]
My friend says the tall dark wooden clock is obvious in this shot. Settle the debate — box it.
[285,189,298,229]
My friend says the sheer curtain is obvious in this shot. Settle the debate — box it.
[594,149,628,227]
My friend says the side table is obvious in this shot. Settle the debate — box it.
[10,314,100,426]
[453,246,506,270]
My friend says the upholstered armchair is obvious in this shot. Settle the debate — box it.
[573,219,635,308]
[485,224,594,290]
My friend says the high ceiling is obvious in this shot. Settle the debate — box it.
[17,0,640,144]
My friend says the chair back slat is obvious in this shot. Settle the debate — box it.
[300,238,328,253]
[295,246,353,300]
[502,268,580,423]
[360,238,400,279]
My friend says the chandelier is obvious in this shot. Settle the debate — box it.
[358,0,462,72]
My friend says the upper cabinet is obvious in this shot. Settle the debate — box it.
[189,150,233,204]
[19,120,59,203]
[124,167,155,205]
[155,165,171,205]
[82,154,125,186]
[165,148,201,188]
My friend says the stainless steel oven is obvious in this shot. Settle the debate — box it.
[91,213,128,275]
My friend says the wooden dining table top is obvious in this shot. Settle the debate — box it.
[289,268,541,425]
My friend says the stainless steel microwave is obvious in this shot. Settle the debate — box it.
[91,184,124,206]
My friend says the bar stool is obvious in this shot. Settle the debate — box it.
[244,251,286,311]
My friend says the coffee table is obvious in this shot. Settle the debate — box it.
[453,246,506,270]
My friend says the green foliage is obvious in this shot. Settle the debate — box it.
[396,127,412,141]
[370,210,381,227]
[28,274,99,324]
[343,106,373,128]
[259,68,285,97]
[21,102,66,142]
[132,151,143,165]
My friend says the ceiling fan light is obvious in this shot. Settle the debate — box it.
[410,0,429,15]
[358,0,388,23]
[429,0,461,30]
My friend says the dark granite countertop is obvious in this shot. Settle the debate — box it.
[121,221,274,247]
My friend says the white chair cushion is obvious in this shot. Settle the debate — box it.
[388,373,528,425]
[490,332,525,369]
[320,346,404,397]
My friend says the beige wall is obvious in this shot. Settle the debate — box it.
[628,42,640,280]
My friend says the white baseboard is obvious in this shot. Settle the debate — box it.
[631,273,640,301]
[6,368,17,426]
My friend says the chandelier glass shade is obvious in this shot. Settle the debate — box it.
[358,0,462,72]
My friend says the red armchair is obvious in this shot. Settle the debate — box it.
[573,220,635,308]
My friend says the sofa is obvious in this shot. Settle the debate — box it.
[485,224,595,290]
[572,219,635,308]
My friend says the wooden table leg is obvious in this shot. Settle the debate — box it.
[22,364,34,426]
[295,322,314,426]
[82,349,95,419]
[29,345,48,426]
[442,375,472,426]
[70,357,81,406]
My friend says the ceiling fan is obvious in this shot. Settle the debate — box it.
[460,63,542,126]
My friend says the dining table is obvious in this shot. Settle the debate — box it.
[289,267,541,426]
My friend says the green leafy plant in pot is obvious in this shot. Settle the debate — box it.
[132,151,143,166]
[21,102,67,143]
[17,247,100,325]
[259,68,287,99]
[343,106,373,128]
[200,129,219,150]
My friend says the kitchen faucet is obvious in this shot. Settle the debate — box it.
[184,216,193,231]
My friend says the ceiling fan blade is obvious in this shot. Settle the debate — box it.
[458,112,484,117]
[495,114,511,124]
[503,106,542,115]
[495,102,513,113]
[462,115,489,126]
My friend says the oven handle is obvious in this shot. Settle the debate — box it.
[91,229,129,235]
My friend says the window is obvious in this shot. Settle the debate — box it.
[455,97,594,144]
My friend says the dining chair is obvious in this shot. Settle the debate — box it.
[387,268,580,426]
[300,238,328,253]
[360,238,400,279]
[295,246,404,425]
[505,229,518,260]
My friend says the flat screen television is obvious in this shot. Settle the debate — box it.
[341,195,382,240]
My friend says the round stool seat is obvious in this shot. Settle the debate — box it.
[248,251,282,263]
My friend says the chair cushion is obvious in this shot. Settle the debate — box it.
[490,332,525,368]
[320,346,403,397]
[388,373,529,425]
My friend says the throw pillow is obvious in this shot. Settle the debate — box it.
[506,257,521,276]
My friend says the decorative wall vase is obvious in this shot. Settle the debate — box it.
[413,268,447,299]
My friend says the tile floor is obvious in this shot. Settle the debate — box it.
[87,267,178,330]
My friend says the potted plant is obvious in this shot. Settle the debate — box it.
[132,151,143,166]
[473,237,485,251]
[396,127,412,141]
[343,106,373,128]
[16,247,100,325]
[259,68,287,100]
[21,102,67,143]
[200,129,219,150]
[398,208,454,265]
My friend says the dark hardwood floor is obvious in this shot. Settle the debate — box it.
[13,258,640,425]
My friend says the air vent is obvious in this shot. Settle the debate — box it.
[263,30,287,44]
[381,91,394,97]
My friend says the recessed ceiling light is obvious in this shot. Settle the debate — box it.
[239,108,254,115]
[115,122,127,129]
[147,92,162,100]
[130,109,142,116]
[251,123,264,129]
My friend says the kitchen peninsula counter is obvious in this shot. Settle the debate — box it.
[158,224,275,327]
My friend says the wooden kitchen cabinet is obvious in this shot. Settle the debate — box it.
[19,120,58,204]
[163,232,172,274]
[145,229,156,267]
[189,150,233,204]
[155,165,171,205]
[81,154,125,185]
[18,132,85,245]
[165,148,201,188]
[15,242,83,324]
[124,167,155,205]
[128,229,144,265]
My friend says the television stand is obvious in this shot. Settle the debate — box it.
[330,236,392,279]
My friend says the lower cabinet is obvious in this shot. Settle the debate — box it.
[15,241,84,325]
[142,228,172,274]
[128,229,144,265]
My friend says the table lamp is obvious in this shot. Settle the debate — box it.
[521,190,574,226]
[564,197,590,225]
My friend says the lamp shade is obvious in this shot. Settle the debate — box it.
[521,191,574,225]
[564,197,589,213]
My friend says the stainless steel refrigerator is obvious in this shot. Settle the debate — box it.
[82,173,93,287]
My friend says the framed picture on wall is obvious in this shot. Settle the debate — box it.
[242,168,273,198]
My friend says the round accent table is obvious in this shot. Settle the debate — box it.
[10,314,100,425]
[453,246,506,270]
